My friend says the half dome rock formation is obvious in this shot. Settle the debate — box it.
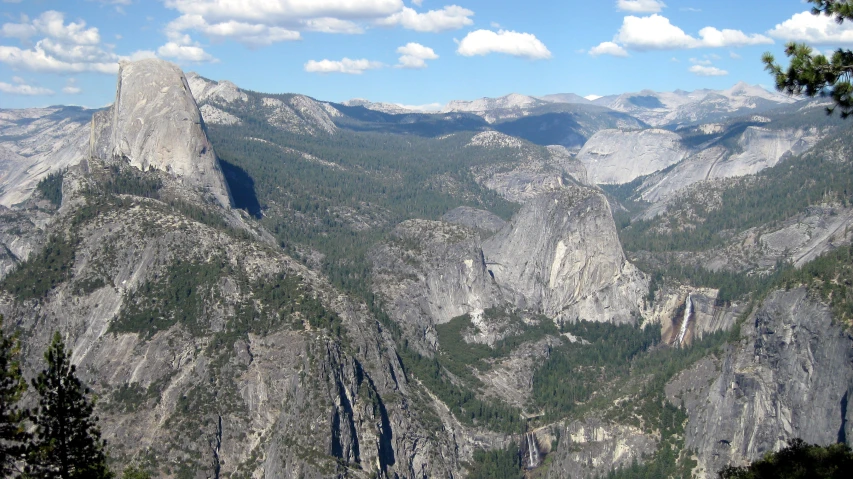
[90,59,232,207]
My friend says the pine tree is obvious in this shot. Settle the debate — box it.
[26,332,112,479]
[0,315,29,477]
[763,1,853,117]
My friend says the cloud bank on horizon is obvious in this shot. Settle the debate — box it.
[0,0,851,107]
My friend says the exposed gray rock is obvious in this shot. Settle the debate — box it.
[641,284,742,347]
[476,335,562,408]
[593,82,797,128]
[443,94,546,123]
[471,136,590,203]
[547,418,658,479]
[642,204,853,276]
[638,127,820,205]
[483,186,648,324]
[260,96,338,135]
[0,160,463,478]
[369,219,502,352]
[90,59,232,208]
[186,72,248,104]
[0,107,92,206]
[441,206,507,234]
[666,288,853,478]
[548,145,589,185]
[577,129,687,185]
[199,104,242,126]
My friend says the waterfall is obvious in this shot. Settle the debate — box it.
[527,432,539,468]
[675,294,692,346]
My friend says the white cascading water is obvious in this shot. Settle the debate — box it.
[675,294,692,346]
[527,432,539,468]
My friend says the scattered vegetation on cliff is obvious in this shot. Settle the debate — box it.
[719,438,853,478]
[35,170,64,207]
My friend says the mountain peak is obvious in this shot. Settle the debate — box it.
[91,58,232,207]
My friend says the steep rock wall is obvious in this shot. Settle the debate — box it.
[483,186,648,324]
[577,129,686,185]
[90,59,231,207]
[666,288,853,478]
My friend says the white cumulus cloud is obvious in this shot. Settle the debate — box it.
[0,11,151,74]
[166,14,301,46]
[377,5,473,32]
[0,44,119,73]
[396,42,438,68]
[2,11,100,44]
[305,58,384,74]
[62,78,82,95]
[162,1,475,46]
[302,17,363,34]
[689,64,728,76]
[0,79,54,96]
[589,41,628,57]
[607,14,771,51]
[768,11,853,45]
[164,0,404,23]
[457,29,551,59]
[689,57,711,65]
[157,41,218,63]
[617,0,666,13]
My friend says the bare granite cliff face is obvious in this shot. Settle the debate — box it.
[483,187,648,324]
[0,107,92,206]
[469,132,590,203]
[90,59,232,207]
[441,206,507,234]
[638,126,820,205]
[666,288,853,478]
[369,219,502,352]
[546,418,657,479]
[371,182,648,361]
[187,72,340,135]
[577,129,687,185]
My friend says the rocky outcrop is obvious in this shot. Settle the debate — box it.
[0,107,92,206]
[593,82,797,128]
[373,183,648,344]
[483,186,648,324]
[577,129,687,185]
[638,127,820,204]
[441,206,507,234]
[546,418,658,479]
[369,220,502,351]
[443,93,546,123]
[641,284,743,347]
[0,159,461,478]
[640,204,853,276]
[666,288,853,478]
[471,138,590,203]
[186,72,248,105]
[199,104,242,126]
[90,59,232,207]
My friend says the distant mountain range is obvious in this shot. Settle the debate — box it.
[347,82,799,129]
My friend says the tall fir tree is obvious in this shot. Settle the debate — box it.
[0,315,29,477]
[27,332,112,479]
[763,0,853,117]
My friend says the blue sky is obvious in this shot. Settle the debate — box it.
[1,0,851,109]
